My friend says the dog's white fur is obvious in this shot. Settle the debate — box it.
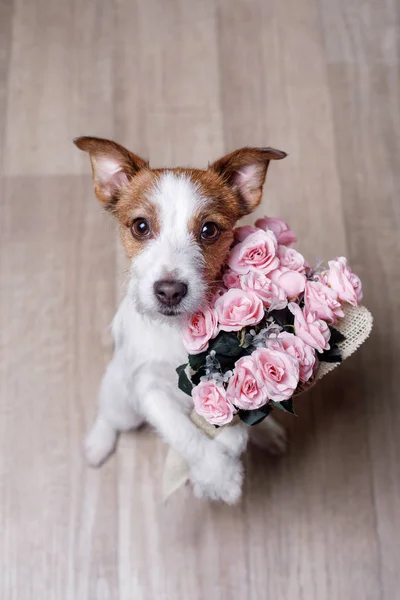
[84,171,287,503]
[131,173,207,317]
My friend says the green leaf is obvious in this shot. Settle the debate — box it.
[329,326,346,344]
[271,397,296,415]
[176,364,193,396]
[238,346,253,357]
[238,404,271,426]
[191,365,206,386]
[176,363,187,376]
[209,331,243,357]
[269,307,294,328]
[188,351,208,371]
[217,354,237,373]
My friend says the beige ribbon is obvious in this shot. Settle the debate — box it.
[163,305,374,500]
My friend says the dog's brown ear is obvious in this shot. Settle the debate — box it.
[74,136,148,205]
[209,147,287,214]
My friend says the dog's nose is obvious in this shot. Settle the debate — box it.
[154,280,188,306]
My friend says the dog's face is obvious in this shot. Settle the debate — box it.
[75,137,286,318]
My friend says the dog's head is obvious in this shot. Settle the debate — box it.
[75,137,286,319]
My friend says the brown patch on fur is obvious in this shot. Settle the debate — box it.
[201,230,235,282]
[113,169,162,259]
[113,163,248,272]
[115,165,242,270]
[74,136,149,206]
[73,137,161,258]
[178,167,245,220]
[75,138,286,277]
[182,168,243,281]
[209,147,287,214]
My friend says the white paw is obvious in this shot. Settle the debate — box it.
[84,417,118,467]
[250,417,287,456]
[190,445,244,504]
[216,425,249,458]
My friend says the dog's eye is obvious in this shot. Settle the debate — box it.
[200,222,220,242]
[131,218,151,238]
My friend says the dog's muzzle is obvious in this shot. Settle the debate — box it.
[153,280,188,308]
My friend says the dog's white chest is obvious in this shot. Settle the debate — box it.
[112,295,187,370]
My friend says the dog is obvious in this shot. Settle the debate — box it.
[75,137,288,503]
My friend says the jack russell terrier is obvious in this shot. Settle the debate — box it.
[75,137,287,503]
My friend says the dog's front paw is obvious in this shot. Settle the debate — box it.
[84,416,117,467]
[215,425,249,458]
[190,445,244,504]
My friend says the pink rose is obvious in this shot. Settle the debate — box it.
[288,302,331,353]
[269,268,306,299]
[234,225,257,242]
[277,245,306,273]
[349,272,363,304]
[222,269,241,289]
[253,347,299,401]
[267,331,316,383]
[181,307,219,354]
[192,380,235,426]
[324,257,363,306]
[255,216,297,246]
[215,289,264,331]
[304,280,344,323]
[240,272,287,310]
[226,355,269,410]
[228,229,279,275]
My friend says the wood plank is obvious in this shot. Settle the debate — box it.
[114,0,224,166]
[1,0,399,597]
[217,2,383,598]
[0,176,119,599]
[217,0,347,260]
[0,0,13,174]
[326,62,400,600]
[3,0,116,176]
[319,0,400,65]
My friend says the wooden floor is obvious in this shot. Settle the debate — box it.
[1,0,399,598]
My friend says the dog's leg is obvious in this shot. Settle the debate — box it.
[208,416,286,462]
[215,422,249,458]
[249,415,287,455]
[139,383,244,504]
[84,356,144,467]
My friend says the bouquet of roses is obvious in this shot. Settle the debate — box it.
[177,216,364,427]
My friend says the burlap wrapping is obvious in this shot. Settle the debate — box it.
[163,305,373,499]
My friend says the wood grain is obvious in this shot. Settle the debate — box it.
[0,0,13,176]
[0,177,119,599]
[3,0,116,176]
[1,0,399,598]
